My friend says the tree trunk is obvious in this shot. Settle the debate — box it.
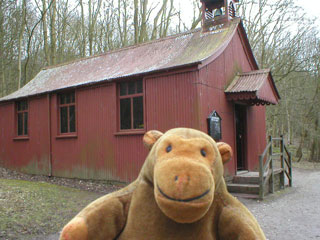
[296,130,308,162]
[162,0,174,37]
[122,0,128,46]
[18,0,27,89]
[79,0,86,57]
[88,0,93,55]
[50,0,57,65]
[42,0,50,65]
[138,0,148,43]
[151,0,167,40]
[134,0,139,44]
[309,117,319,161]
[88,0,102,55]
[0,0,5,96]
[59,0,68,63]
[190,0,201,30]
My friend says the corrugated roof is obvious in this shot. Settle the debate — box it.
[0,19,240,102]
[225,69,270,93]
[225,69,280,105]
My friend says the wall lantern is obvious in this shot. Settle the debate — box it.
[207,110,222,141]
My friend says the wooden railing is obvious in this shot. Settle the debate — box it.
[259,135,292,199]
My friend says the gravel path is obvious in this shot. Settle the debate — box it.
[239,168,320,240]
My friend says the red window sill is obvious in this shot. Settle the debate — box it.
[114,130,145,136]
[13,136,29,141]
[56,134,78,139]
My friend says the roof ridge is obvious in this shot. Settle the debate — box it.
[42,28,201,71]
[239,69,270,75]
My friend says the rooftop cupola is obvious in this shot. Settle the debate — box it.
[201,0,239,31]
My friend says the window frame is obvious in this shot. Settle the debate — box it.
[117,79,145,133]
[57,91,77,137]
[15,99,29,138]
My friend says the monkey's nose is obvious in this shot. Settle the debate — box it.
[174,174,190,185]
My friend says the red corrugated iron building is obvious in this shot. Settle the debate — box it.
[0,0,280,182]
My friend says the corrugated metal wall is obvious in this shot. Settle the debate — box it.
[48,83,149,182]
[0,97,50,175]
[145,70,200,132]
[0,25,268,181]
[48,70,202,182]
[198,28,267,176]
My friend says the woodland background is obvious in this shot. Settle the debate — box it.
[0,0,319,161]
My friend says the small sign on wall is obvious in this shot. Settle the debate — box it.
[207,110,222,141]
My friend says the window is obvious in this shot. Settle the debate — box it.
[58,92,76,134]
[119,80,144,130]
[16,100,28,136]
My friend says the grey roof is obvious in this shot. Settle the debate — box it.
[0,19,240,102]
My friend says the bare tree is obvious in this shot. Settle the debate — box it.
[50,0,57,65]
[0,0,5,96]
[190,0,201,30]
[18,0,27,89]
[139,0,149,43]
[79,0,86,56]
[151,0,168,40]
[42,0,50,65]
[117,0,130,47]
[88,0,102,55]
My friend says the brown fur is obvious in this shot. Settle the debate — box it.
[60,128,266,240]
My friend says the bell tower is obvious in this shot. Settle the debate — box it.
[200,0,239,31]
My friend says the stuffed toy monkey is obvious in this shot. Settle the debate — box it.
[60,128,266,240]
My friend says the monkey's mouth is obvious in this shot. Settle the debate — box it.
[157,185,210,203]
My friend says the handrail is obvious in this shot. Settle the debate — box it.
[263,156,272,171]
[284,144,290,155]
[260,141,272,159]
[259,135,292,199]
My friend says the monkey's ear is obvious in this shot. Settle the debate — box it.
[217,142,233,164]
[143,130,163,150]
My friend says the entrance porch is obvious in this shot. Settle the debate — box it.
[227,135,293,199]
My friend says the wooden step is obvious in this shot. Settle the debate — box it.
[230,193,260,199]
[233,175,260,184]
[227,183,260,194]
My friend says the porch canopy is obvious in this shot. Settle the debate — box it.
[225,69,280,105]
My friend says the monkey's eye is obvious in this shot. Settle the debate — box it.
[201,149,206,157]
[166,145,172,153]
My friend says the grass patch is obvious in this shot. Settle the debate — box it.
[0,179,103,240]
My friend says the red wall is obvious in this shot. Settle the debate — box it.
[0,96,50,175]
[0,70,202,183]
[198,28,267,176]
[49,84,148,182]
[145,70,200,131]
[49,70,202,182]
[0,26,268,181]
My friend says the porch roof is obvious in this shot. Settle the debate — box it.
[225,69,280,105]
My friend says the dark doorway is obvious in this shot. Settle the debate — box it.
[235,104,247,170]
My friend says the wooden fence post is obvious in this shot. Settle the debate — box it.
[289,152,293,187]
[269,136,274,193]
[259,154,264,200]
[280,135,285,189]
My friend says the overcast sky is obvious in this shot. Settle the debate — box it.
[295,0,320,18]
[172,0,320,28]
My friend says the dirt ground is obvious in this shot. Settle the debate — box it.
[0,167,121,240]
[1,166,320,240]
[0,167,123,194]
